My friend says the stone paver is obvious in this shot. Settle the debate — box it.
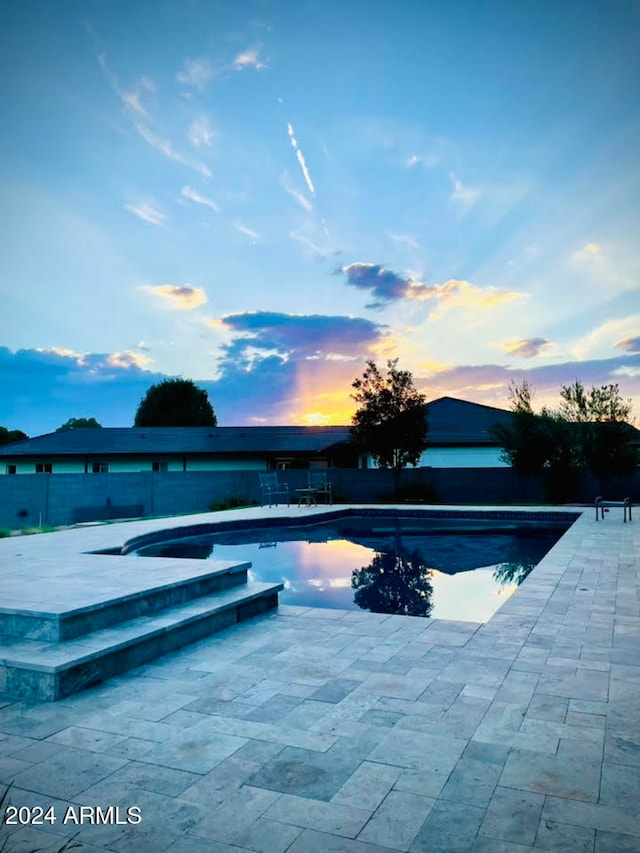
[1,504,638,852]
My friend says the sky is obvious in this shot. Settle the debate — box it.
[1,0,639,437]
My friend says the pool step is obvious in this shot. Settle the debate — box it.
[0,580,283,701]
[0,557,251,642]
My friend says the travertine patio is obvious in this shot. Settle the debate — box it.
[0,505,638,852]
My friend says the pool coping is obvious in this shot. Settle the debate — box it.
[0,504,584,622]
[118,505,580,554]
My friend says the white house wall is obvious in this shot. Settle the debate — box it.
[184,459,267,471]
[419,447,509,468]
[1,456,269,474]
[362,446,509,469]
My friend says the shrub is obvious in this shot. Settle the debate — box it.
[0,528,10,538]
[21,525,56,535]
[208,496,256,512]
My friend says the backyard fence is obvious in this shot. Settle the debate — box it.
[0,467,638,530]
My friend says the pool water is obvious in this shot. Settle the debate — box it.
[131,516,570,622]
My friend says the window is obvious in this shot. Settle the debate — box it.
[152,460,168,472]
[35,463,52,474]
[92,461,108,473]
[7,465,16,475]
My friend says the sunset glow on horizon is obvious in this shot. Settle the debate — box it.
[1,1,638,435]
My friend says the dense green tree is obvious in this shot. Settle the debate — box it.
[56,417,102,431]
[0,427,28,446]
[490,380,553,475]
[350,359,427,491]
[492,379,638,500]
[134,378,217,427]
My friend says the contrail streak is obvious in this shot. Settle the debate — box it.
[287,123,315,196]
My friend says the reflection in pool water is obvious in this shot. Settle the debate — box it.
[351,546,434,618]
[132,518,568,622]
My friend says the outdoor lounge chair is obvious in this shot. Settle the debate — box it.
[259,472,290,507]
[308,471,333,505]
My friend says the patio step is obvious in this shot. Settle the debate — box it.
[0,580,283,701]
[0,558,251,642]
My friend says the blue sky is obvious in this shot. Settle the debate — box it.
[1,0,639,436]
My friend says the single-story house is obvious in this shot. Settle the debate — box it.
[0,396,516,474]
[418,396,512,468]
[0,425,355,474]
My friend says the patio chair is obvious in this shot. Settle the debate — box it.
[259,472,290,507]
[308,470,333,505]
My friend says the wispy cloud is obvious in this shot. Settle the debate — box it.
[287,123,316,196]
[337,262,523,311]
[125,201,165,226]
[121,90,149,118]
[501,338,552,358]
[144,284,208,310]
[573,242,602,261]
[450,172,482,210]
[233,48,267,70]
[289,230,328,257]
[572,314,640,360]
[96,53,212,177]
[181,185,220,213]
[389,233,419,250]
[97,53,154,119]
[176,58,214,90]
[615,336,640,354]
[406,151,440,169]
[135,124,212,177]
[280,172,313,211]
[235,221,261,241]
[187,116,215,148]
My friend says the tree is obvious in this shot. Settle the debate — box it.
[490,380,553,475]
[558,381,637,482]
[0,427,28,446]
[56,417,102,432]
[492,379,638,501]
[134,378,217,427]
[559,380,632,423]
[350,360,427,491]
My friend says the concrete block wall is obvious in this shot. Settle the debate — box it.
[0,468,638,530]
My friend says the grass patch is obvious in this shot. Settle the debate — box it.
[20,525,57,535]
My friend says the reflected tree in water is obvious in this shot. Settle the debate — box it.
[493,559,536,587]
[351,547,434,617]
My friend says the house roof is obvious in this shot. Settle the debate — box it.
[0,426,352,457]
[0,396,515,458]
[424,396,513,445]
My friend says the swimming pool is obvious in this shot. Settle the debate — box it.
[128,510,575,623]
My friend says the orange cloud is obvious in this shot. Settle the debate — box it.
[107,351,152,369]
[339,263,524,312]
[501,338,552,358]
[145,284,208,310]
